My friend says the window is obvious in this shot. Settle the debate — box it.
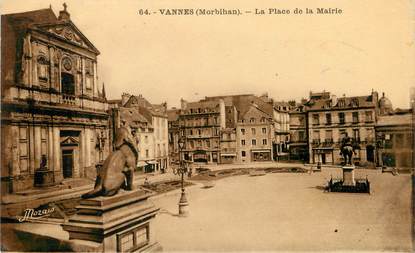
[250,118,255,123]
[325,130,333,143]
[325,113,332,125]
[117,224,149,252]
[206,140,210,148]
[312,130,320,144]
[365,111,373,122]
[37,55,49,83]
[252,139,257,146]
[241,140,246,146]
[260,117,266,123]
[262,128,267,134]
[251,128,256,135]
[395,133,404,148]
[145,135,148,143]
[241,128,245,135]
[352,112,359,123]
[241,151,246,157]
[262,139,267,145]
[312,114,319,125]
[339,112,345,124]
[299,131,305,141]
[366,128,374,141]
[145,149,149,158]
[353,129,360,141]
[189,129,193,135]
[198,129,201,135]
[19,126,29,173]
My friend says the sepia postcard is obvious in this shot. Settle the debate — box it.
[1,0,414,252]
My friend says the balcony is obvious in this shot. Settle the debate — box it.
[62,94,76,105]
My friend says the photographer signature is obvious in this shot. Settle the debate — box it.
[17,207,55,222]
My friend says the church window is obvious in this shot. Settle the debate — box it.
[37,55,49,83]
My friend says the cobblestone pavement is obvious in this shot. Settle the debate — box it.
[151,168,412,252]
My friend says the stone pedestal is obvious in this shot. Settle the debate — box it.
[62,188,162,252]
[342,166,356,186]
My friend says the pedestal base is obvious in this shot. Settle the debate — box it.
[342,166,355,186]
[62,188,161,252]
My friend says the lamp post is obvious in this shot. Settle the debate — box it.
[177,136,189,217]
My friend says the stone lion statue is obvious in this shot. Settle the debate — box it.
[81,127,138,198]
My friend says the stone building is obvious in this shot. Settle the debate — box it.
[306,91,379,165]
[272,102,291,161]
[167,108,181,165]
[288,103,309,162]
[376,109,413,171]
[178,98,224,163]
[236,104,274,163]
[1,6,109,194]
[109,94,168,173]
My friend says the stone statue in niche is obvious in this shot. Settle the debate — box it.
[81,126,138,198]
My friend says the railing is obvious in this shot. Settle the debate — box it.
[62,94,76,105]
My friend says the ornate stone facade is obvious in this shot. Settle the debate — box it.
[1,6,109,194]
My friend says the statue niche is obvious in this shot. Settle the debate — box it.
[81,127,138,198]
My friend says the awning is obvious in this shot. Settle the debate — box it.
[220,153,236,156]
[252,150,271,153]
[136,161,147,167]
[146,160,158,165]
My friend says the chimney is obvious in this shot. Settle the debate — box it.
[180,98,188,110]
[58,3,70,21]
[121,93,131,105]
[330,94,337,107]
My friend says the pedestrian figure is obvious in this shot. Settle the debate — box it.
[187,167,192,178]
[144,177,150,186]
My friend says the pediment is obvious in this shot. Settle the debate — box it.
[33,21,100,54]
[61,136,79,146]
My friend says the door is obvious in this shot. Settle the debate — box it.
[321,153,326,164]
[366,146,374,162]
[62,150,73,178]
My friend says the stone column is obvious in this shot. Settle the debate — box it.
[53,127,62,182]
[29,125,35,174]
[34,126,41,169]
[85,128,91,167]
[48,126,54,170]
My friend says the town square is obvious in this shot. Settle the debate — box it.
[1,0,414,252]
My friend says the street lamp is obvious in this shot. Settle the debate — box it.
[178,136,189,217]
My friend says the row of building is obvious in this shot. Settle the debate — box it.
[1,6,413,197]
[167,91,414,169]
[167,94,290,165]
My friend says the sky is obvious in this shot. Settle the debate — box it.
[2,0,415,109]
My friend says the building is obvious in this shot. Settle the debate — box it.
[1,6,109,194]
[288,102,309,162]
[236,103,274,163]
[109,94,168,173]
[167,108,181,165]
[178,98,224,163]
[306,91,379,165]
[376,109,413,171]
[272,101,291,161]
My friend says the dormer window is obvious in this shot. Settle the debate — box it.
[250,118,255,123]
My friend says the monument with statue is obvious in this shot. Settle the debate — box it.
[61,126,162,252]
[327,133,370,193]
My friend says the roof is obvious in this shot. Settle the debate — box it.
[119,107,151,129]
[306,95,376,111]
[377,113,412,127]
[167,109,180,121]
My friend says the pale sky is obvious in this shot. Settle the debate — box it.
[2,0,414,109]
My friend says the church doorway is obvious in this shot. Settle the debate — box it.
[62,149,74,178]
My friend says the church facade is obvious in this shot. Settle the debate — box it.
[1,5,109,194]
